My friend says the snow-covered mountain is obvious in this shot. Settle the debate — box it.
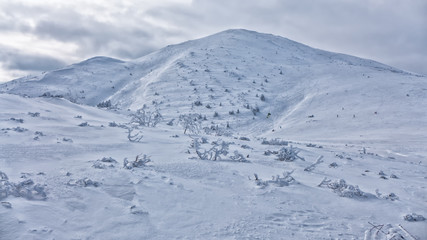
[2,29,425,141]
[1,29,426,239]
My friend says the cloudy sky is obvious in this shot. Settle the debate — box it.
[0,0,426,82]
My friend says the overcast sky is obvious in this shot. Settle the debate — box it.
[0,0,426,82]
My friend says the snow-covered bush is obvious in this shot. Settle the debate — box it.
[329,162,338,168]
[304,156,324,171]
[404,213,425,222]
[229,150,249,162]
[203,124,232,136]
[375,189,399,201]
[92,157,117,169]
[252,174,269,188]
[193,139,230,161]
[2,127,28,132]
[28,112,40,117]
[261,138,288,146]
[166,119,175,126]
[108,121,119,127]
[127,127,143,142]
[251,106,260,115]
[252,171,295,188]
[0,171,47,200]
[179,114,202,135]
[130,107,163,127]
[97,100,112,108]
[1,202,12,208]
[10,117,24,123]
[130,205,149,215]
[68,178,100,187]
[276,146,304,162]
[270,171,295,187]
[78,122,89,127]
[239,136,250,141]
[123,154,151,169]
[318,178,374,199]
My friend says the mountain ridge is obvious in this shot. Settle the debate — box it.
[1,29,426,140]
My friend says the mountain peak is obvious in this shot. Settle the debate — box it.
[1,29,425,138]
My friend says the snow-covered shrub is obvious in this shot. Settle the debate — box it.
[329,162,338,168]
[40,92,63,98]
[10,117,24,123]
[252,171,295,188]
[304,156,324,172]
[269,171,295,187]
[78,122,89,127]
[318,178,374,199]
[264,150,278,156]
[92,157,117,169]
[68,178,100,187]
[28,112,40,117]
[0,171,47,201]
[62,138,73,143]
[130,107,163,127]
[127,127,143,142]
[2,127,29,132]
[375,189,399,201]
[261,138,288,146]
[404,213,425,222]
[276,146,304,162]
[35,131,44,136]
[252,174,269,188]
[130,205,149,215]
[1,201,12,208]
[364,224,406,240]
[251,106,260,115]
[166,119,175,126]
[97,100,112,108]
[108,121,118,127]
[203,124,232,137]
[123,154,151,169]
[179,114,202,135]
[194,100,203,106]
[193,139,230,161]
[229,150,249,162]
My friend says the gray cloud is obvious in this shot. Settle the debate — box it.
[0,46,66,71]
[0,0,426,82]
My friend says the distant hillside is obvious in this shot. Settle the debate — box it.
[1,29,426,140]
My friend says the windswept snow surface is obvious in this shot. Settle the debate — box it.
[1,29,426,239]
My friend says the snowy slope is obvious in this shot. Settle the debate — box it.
[1,29,426,239]
[1,29,425,141]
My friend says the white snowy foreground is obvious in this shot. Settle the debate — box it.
[1,29,426,239]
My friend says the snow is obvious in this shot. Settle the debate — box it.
[1,29,426,239]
